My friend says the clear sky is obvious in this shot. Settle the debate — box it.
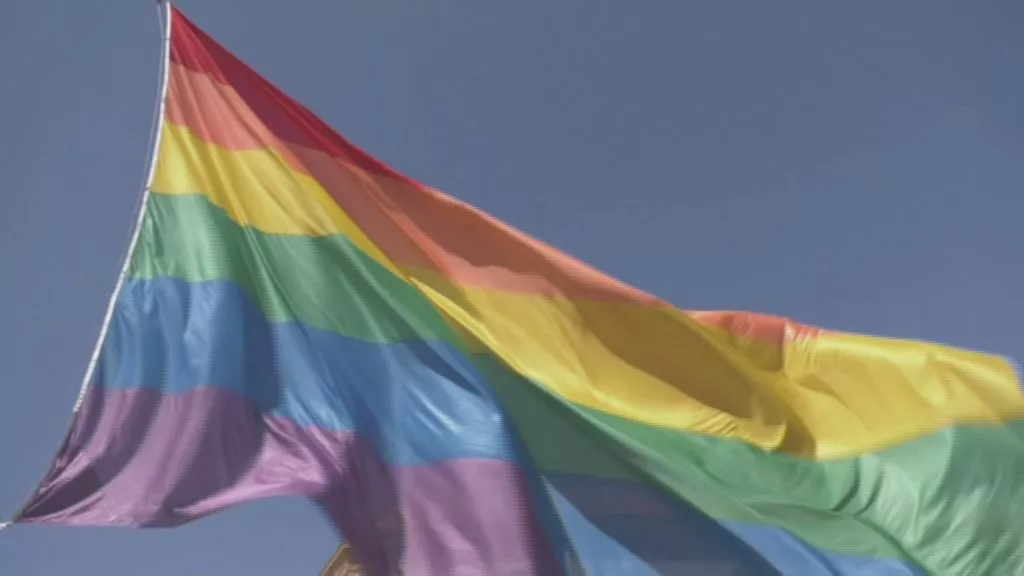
[2,1,1023,574]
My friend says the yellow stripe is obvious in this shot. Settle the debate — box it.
[415,274,1024,459]
[780,332,1022,455]
[151,122,1024,459]
[151,122,403,277]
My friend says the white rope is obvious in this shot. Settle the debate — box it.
[2,1,174,528]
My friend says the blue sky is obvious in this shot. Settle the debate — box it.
[2,1,1023,574]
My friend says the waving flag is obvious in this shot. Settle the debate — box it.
[11,5,1024,575]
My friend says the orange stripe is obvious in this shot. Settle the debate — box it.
[157,13,1024,458]
[165,60,832,346]
[164,9,831,345]
[164,60,662,305]
[168,8,414,186]
[165,62,304,166]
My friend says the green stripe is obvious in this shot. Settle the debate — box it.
[478,355,1024,574]
[131,192,1024,574]
[131,193,466,348]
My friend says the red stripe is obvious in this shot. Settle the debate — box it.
[169,7,416,187]
[164,8,823,346]
[165,10,664,306]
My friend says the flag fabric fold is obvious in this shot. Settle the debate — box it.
[13,6,1024,575]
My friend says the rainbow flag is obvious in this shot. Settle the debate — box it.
[12,6,1024,575]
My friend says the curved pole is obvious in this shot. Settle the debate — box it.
[2,0,174,529]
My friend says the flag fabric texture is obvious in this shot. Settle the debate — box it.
[13,7,1024,575]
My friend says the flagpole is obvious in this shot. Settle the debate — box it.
[1,0,174,530]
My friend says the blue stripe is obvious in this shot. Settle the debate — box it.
[726,524,924,576]
[97,277,518,467]
[101,277,923,574]
[544,474,924,576]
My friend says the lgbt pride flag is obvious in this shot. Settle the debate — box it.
[10,5,1024,575]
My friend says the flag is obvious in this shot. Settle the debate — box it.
[13,6,1024,575]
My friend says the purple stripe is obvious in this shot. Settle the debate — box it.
[17,386,559,575]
